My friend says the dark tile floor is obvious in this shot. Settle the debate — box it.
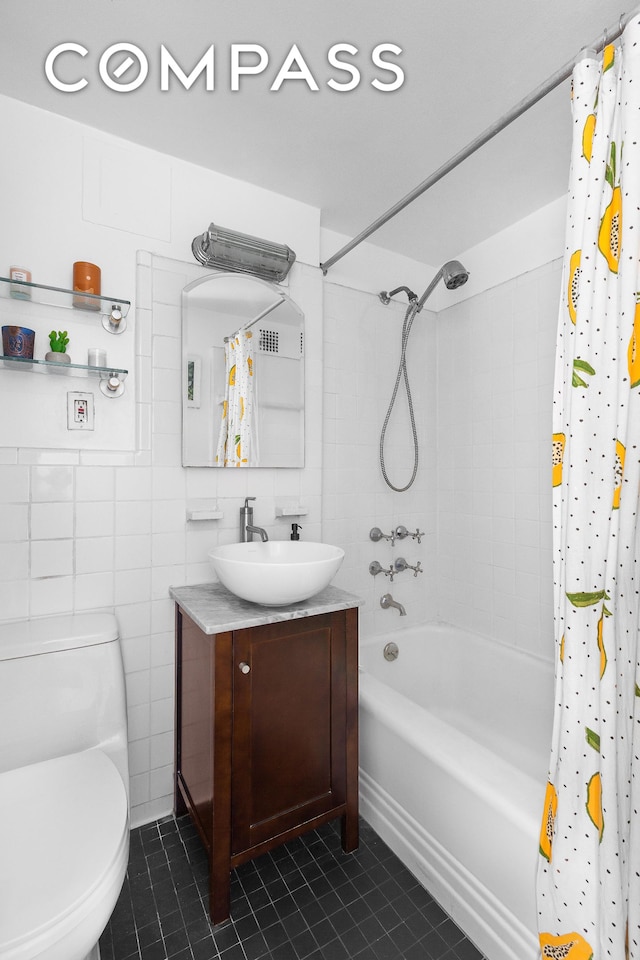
[99,815,486,960]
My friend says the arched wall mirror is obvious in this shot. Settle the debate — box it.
[182,273,305,468]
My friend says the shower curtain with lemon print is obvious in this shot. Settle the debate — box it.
[537,22,640,960]
[215,330,255,467]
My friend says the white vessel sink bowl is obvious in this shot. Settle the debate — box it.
[208,541,345,606]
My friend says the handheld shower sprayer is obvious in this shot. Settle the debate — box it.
[378,258,469,492]
[441,259,469,290]
[414,260,469,311]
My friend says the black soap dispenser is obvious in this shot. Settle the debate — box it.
[290,523,301,541]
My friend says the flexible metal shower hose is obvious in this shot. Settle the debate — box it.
[379,299,420,491]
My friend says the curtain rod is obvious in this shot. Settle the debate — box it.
[223,295,285,341]
[320,9,634,275]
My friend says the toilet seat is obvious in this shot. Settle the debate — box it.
[0,749,129,960]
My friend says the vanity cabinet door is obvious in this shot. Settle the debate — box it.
[231,611,348,855]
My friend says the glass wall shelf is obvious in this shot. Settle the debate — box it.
[1,355,128,397]
[1,355,127,377]
[0,276,130,334]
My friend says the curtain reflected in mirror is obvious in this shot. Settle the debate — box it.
[182,273,304,467]
[216,329,255,466]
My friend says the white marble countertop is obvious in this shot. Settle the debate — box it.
[169,582,364,635]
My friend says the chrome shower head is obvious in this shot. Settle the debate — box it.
[441,260,469,290]
[415,259,470,311]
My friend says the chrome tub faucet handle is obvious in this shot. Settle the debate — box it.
[369,560,395,581]
[394,557,423,578]
[370,526,395,545]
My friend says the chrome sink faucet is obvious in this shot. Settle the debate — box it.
[240,497,269,542]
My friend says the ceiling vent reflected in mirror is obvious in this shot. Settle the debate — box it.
[192,222,296,282]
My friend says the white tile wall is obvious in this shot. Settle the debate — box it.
[322,284,439,640]
[31,539,73,578]
[321,261,559,663]
[435,260,559,661]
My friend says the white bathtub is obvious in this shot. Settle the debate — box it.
[358,622,554,960]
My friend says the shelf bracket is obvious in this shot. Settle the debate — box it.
[101,304,127,335]
[99,373,126,398]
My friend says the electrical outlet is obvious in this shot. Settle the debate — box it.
[67,391,95,430]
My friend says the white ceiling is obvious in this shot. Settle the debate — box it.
[0,0,630,268]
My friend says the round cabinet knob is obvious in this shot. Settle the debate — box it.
[239,661,251,674]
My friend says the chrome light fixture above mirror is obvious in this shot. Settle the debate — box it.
[192,222,296,282]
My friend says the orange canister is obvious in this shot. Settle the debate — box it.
[72,261,101,309]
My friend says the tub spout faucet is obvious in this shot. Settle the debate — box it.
[380,593,406,616]
[240,497,269,542]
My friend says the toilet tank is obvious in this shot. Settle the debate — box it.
[0,614,129,792]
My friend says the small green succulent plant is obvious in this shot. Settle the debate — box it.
[48,330,69,353]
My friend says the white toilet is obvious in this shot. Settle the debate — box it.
[0,613,130,960]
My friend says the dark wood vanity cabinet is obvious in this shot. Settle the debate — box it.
[174,604,359,924]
